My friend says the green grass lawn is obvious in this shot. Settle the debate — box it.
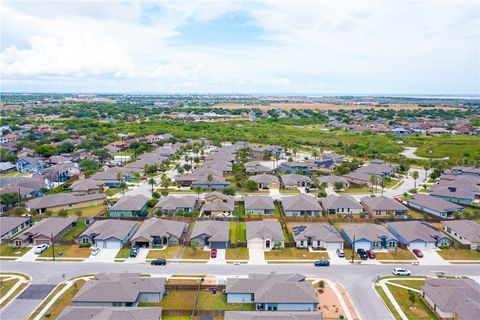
[281,223,293,242]
[115,247,131,259]
[61,220,88,241]
[104,188,121,196]
[229,222,246,243]
[408,210,431,219]
[235,202,246,218]
[55,205,106,217]
[337,186,373,194]
[388,279,425,291]
[226,247,249,260]
[374,285,402,320]
[437,248,480,260]
[0,277,19,299]
[280,189,300,194]
[265,247,329,260]
[146,246,182,259]
[273,202,284,218]
[0,243,30,257]
[36,280,86,320]
[386,283,437,320]
[39,245,91,258]
[181,247,210,259]
[376,249,416,260]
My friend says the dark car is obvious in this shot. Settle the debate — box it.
[366,249,376,259]
[357,248,368,260]
[210,248,217,258]
[129,247,138,258]
[314,259,330,267]
[412,249,423,258]
[151,258,167,266]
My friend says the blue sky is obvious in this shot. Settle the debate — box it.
[1,1,479,94]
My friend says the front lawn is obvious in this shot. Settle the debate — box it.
[181,247,210,259]
[147,246,182,259]
[61,220,88,241]
[0,277,19,298]
[0,243,30,257]
[376,249,416,260]
[388,279,425,291]
[265,247,329,260]
[229,222,246,243]
[337,186,372,194]
[386,283,437,320]
[226,247,249,260]
[39,245,91,258]
[437,248,480,260]
[115,247,131,259]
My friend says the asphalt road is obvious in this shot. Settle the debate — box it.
[1,261,479,320]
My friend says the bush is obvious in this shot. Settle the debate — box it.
[317,190,327,198]
[8,206,28,216]
[152,192,160,199]
[79,243,92,248]
[409,188,418,194]
[58,209,68,217]
[147,198,159,208]
[222,187,236,196]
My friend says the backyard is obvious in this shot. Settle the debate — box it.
[55,205,106,217]
[385,281,437,320]
[61,220,88,241]
[229,221,246,243]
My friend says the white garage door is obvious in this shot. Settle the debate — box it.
[326,242,343,250]
[408,241,427,250]
[95,239,122,249]
[248,239,264,249]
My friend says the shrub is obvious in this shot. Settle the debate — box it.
[409,188,418,194]
[222,187,236,196]
[152,192,160,199]
[147,198,159,208]
[317,190,327,198]
[79,243,92,248]
[58,209,68,217]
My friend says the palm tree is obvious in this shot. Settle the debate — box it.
[423,161,431,180]
[194,186,203,199]
[412,170,419,189]
[207,173,213,188]
[161,174,170,190]
[119,182,128,196]
[148,177,156,195]
[274,154,280,168]
[370,175,377,193]
[312,150,318,160]
[380,177,388,195]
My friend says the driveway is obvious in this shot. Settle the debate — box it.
[417,249,449,265]
[83,248,120,263]
[248,247,266,264]
[268,188,282,200]
[124,248,149,264]
[16,247,38,262]
[327,249,349,265]
[207,249,226,264]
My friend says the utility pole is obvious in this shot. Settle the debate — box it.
[18,187,22,207]
[51,232,55,261]
[351,234,355,264]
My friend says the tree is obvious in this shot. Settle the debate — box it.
[412,170,419,189]
[146,165,158,175]
[161,175,170,190]
[58,209,68,217]
[334,181,344,190]
[246,180,258,191]
[35,144,57,158]
[0,149,16,162]
[0,192,20,207]
[408,290,417,306]
[312,150,318,159]
[370,175,377,193]
[58,141,75,154]
[222,187,235,196]
[148,177,156,195]
[118,182,128,196]
[207,173,213,188]
[92,149,111,163]
[423,162,431,180]
[380,177,388,195]
[194,186,203,199]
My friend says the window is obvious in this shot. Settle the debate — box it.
[15,240,21,246]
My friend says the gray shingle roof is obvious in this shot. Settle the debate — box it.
[291,223,343,243]
[361,196,407,211]
[248,174,280,185]
[80,220,137,241]
[441,220,480,243]
[155,195,197,211]
[91,167,129,180]
[282,194,322,211]
[18,217,78,239]
[280,174,312,187]
[246,220,284,241]
[386,221,447,243]
[70,179,104,192]
[430,185,475,200]
[0,217,30,236]
[27,193,106,210]
[225,311,323,320]
[244,195,275,211]
[190,220,229,242]
[341,223,396,242]
[320,195,363,211]
[57,307,162,320]
[110,195,149,211]
[131,218,187,242]
[408,194,463,213]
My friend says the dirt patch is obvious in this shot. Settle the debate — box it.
[214,103,458,111]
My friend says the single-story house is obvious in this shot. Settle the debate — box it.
[407,194,464,219]
[280,174,312,189]
[0,162,16,173]
[224,311,323,320]
[72,273,166,307]
[78,220,137,249]
[246,220,285,250]
[278,162,311,174]
[57,307,163,320]
[421,278,480,320]
[11,217,78,247]
[430,185,475,205]
[361,196,408,218]
[0,217,32,244]
[109,195,149,218]
[69,179,104,195]
[442,220,480,251]
[154,195,197,215]
[317,176,349,189]
[248,174,280,190]
[356,161,397,178]
[202,192,235,217]
[130,218,188,248]
[319,195,363,215]
[190,220,230,249]
[244,195,275,215]
[342,171,371,186]
[91,167,132,188]
[291,224,344,250]
[16,157,44,173]
[387,221,451,250]
[281,194,322,216]
[226,274,318,312]
[341,223,398,251]
[26,193,106,214]
[245,162,272,174]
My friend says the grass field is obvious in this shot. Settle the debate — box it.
[0,243,30,257]
[61,220,88,240]
[437,248,480,260]
[115,247,131,259]
[229,222,246,243]
[265,247,329,260]
[226,247,249,260]
[39,245,91,258]
[388,279,425,291]
[235,202,246,218]
[338,186,373,194]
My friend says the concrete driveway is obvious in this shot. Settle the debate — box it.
[125,248,149,264]
[83,248,120,263]
[16,247,38,262]
[208,249,226,264]
[248,248,266,264]
[417,249,449,265]
[327,249,349,265]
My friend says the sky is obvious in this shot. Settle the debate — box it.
[1,0,479,95]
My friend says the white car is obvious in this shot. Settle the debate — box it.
[393,267,411,276]
[34,244,48,254]
[91,247,100,256]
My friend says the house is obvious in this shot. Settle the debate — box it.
[42,162,81,188]
[0,217,32,244]
[281,195,322,216]
[244,195,275,215]
[317,176,349,189]
[154,195,197,215]
[391,128,411,136]
[69,179,104,195]
[10,217,78,247]
[246,220,285,250]
[57,307,163,320]
[319,195,363,215]
[226,274,318,312]
[130,218,188,248]
[281,174,312,189]
[291,224,344,250]
[361,196,408,218]
[176,170,229,189]
[91,167,132,188]
[407,194,463,219]
[72,273,166,307]
[342,171,371,186]
[248,174,280,190]
[356,161,397,178]
[109,195,149,218]
[450,166,480,177]
[225,311,323,320]
[341,224,398,250]
[430,185,475,205]
[442,220,480,250]
[386,221,451,249]
[0,162,16,173]
[421,278,480,320]
[202,192,235,217]
[245,162,272,174]
[78,220,137,249]
[278,162,311,174]
[190,220,230,249]
[16,157,45,173]
[26,193,106,214]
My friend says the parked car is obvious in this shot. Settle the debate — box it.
[91,247,100,256]
[305,187,310,193]
[366,249,376,259]
[356,248,368,260]
[34,244,48,254]
[130,247,139,258]
[412,249,423,258]
[392,267,411,276]
[314,259,330,267]
[151,258,167,266]
[336,248,345,258]
[210,248,217,258]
